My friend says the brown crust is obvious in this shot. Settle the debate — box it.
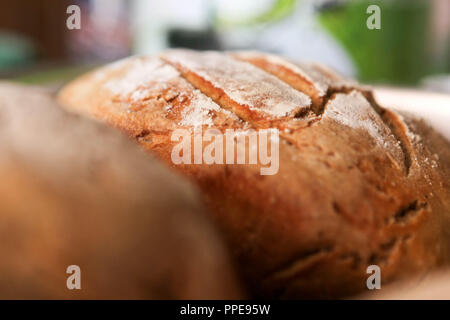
[231,53,325,111]
[58,50,450,298]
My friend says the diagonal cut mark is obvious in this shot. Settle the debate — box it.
[162,51,413,175]
[264,247,333,282]
[392,200,428,224]
[230,52,413,175]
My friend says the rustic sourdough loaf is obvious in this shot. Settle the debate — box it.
[0,82,241,299]
[58,50,450,298]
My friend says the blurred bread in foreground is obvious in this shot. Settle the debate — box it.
[0,82,241,299]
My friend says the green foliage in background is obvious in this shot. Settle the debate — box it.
[217,0,297,27]
[318,0,431,85]
[246,0,297,25]
[13,65,95,86]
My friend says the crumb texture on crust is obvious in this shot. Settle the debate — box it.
[58,50,450,299]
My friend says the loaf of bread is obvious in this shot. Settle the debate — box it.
[59,50,450,298]
[0,82,241,299]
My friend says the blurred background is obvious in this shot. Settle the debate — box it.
[0,0,449,92]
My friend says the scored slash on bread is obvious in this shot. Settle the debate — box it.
[161,50,312,123]
[58,50,450,298]
[230,51,356,112]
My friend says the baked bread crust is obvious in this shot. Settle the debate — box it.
[59,50,450,298]
[0,82,241,299]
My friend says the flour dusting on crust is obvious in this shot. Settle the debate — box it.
[102,56,238,128]
[104,57,179,100]
[181,91,222,127]
[232,51,358,98]
[163,50,311,118]
[323,91,402,155]
[234,51,329,97]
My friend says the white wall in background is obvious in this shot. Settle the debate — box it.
[132,0,211,54]
[130,0,356,78]
[215,0,273,22]
[219,0,356,77]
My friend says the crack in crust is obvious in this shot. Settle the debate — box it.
[162,50,311,121]
[163,50,413,175]
[261,246,334,298]
[231,51,414,174]
[266,247,333,281]
[391,200,429,225]
[231,51,358,115]
[363,92,415,175]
